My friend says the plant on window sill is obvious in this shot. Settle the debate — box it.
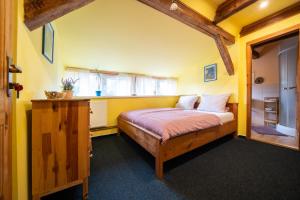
[61,78,78,99]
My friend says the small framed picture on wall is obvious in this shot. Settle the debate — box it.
[42,23,54,64]
[204,64,217,82]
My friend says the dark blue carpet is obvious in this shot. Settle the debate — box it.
[42,134,300,200]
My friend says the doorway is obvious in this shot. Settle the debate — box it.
[247,26,300,150]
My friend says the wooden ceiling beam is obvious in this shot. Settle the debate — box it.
[214,0,258,24]
[252,50,260,59]
[24,0,95,31]
[137,0,235,45]
[240,2,300,37]
[215,35,234,75]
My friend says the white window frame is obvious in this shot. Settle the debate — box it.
[64,69,177,97]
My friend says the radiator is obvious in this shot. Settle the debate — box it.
[90,100,108,128]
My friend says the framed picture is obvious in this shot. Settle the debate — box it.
[204,64,217,82]
[42,23,54,63]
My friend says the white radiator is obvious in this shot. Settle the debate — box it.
[90,100,108,128]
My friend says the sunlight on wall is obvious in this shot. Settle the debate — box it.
[56,0,219,78]
[180,0,217,20]
[177,42,239,103]
[15,1,64,199]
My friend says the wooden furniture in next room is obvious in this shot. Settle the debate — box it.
[31,99,91,200]
[118,103,238,179]
[264,97,279,127]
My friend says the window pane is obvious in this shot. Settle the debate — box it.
[157,79,177,95]
[64,70,177,97]
[64,71,98,96]
[135,76,156,95]
[102,74,133,96]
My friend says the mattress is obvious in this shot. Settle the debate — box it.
[194,111,234,124]
[119,108,222,142]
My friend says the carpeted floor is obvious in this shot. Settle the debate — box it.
[43,134,300,200]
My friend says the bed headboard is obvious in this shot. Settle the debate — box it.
[227,103,238,120]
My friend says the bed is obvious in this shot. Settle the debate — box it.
[117,103,238,179]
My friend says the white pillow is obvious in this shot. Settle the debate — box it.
[176,95,198,110]
[197,94,231,113]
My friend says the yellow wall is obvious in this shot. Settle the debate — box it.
[177,43,239,103]
[55,0,221,77]
[95,96,178,126]
[91,96,179,137]
[15,0,64,199]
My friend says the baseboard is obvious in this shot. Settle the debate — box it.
[90,125,117,132]
[91,127,118,138]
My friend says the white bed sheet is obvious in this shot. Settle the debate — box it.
[195,111,234,124]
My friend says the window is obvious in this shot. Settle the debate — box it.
[157,79,177,95]
[135,76,156,96]
[102,74,134,96]
[64,69,177,97]
[64,71,98,96]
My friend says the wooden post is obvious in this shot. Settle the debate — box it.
[155,156,163,179]
[32,194,41,200]
[155,145,163,179]
[215,35,235,75]
[116,127,121,136]
[83,178,89,200]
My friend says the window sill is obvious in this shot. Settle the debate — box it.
[73,95,180,100]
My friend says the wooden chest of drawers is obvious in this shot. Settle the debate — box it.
[31,99,90,200]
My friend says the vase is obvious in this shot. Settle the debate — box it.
[64,90,73,99]
[96,90,102,96]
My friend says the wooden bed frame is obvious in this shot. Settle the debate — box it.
[118,103,238,179]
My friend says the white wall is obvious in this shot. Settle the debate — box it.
[251,42,280,126]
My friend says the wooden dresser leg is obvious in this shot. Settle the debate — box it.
[155,156,163,179]
[32,194,41,200]
[83,178,89,200]
[233,131,238,138]
[116,128,121,136]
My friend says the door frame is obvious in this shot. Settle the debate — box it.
[0,0,13,199]
[246,24,300,150]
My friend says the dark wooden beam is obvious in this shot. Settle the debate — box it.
[252,50,260,59]
[137,0,235,45]
[24,0,95,31]
[215,35,234,75]
[214,0,258,24]
[240,2,300,37]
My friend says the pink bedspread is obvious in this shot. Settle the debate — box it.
[119,108,221,142]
